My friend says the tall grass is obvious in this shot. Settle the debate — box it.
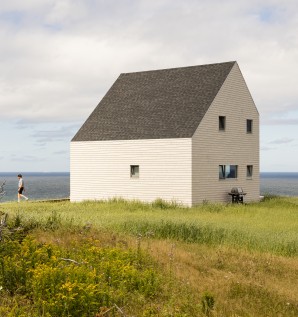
[1,197,298,316]
[4,196,298,256]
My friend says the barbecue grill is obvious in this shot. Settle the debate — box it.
[228,187,246,203]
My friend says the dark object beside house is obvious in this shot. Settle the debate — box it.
[228,187,246,203]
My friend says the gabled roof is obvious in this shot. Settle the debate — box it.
[72,61,236,141]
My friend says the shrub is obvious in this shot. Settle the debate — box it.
[0,235,161,316]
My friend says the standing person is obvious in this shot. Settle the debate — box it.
[17,174,29,202]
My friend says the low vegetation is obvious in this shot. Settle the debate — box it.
[0,196,297,316]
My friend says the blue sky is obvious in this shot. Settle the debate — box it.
[0,0,298,172]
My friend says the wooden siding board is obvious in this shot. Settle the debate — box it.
[70,138,192,205]
[192,63,259,204]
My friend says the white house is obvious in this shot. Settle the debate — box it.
[70,61,259,206]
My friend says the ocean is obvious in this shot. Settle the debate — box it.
[259,172,298,197]
[0,172,298,203]
[0,172,70,202]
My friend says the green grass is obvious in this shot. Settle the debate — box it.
[3,196,298,256]
[1,196,298,316]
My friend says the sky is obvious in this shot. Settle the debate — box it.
[0,0,298,172]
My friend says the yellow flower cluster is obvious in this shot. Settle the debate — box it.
[0,235,161,316]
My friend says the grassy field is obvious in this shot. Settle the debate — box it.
[1,196,298,316]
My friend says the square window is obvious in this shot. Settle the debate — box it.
[247,165,253,178]
[247,119,253,133]
[219,116,226,131]
[130,165,139,178]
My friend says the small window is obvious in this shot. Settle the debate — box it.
[247,165,253,178]
[219,165,238,179]
[130,165,139,178]
[219,165,225,179]
[247,119,253,133]
[219,116,226,131]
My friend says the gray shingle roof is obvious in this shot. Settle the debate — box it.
[72,61,236,141]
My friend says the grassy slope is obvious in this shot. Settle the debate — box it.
[2,196,298,316]
[5,196,298,255]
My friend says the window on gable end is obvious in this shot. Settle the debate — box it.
[219,165,238,179]
[219,165,225,179]
[247,119,253,133]
[219,116,226,131]
[247,165,253,179]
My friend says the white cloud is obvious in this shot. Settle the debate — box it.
[30,124,79,143]
[269,137,294,145]
[262,118,298,125]
[10,155,45,162]
[1,0,298,171]
[53,150,68,155]
[261,146,275,151]
[0,0,297,126]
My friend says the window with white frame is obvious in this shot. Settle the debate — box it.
[130,165,139,178]
[219,165,238,179]
[247,165,253,178]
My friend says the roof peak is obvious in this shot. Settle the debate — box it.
[120,61,237,76]
[72,61,236,142]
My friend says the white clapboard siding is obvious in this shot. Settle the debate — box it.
[192,63,260,204]
[71,138,192,205]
